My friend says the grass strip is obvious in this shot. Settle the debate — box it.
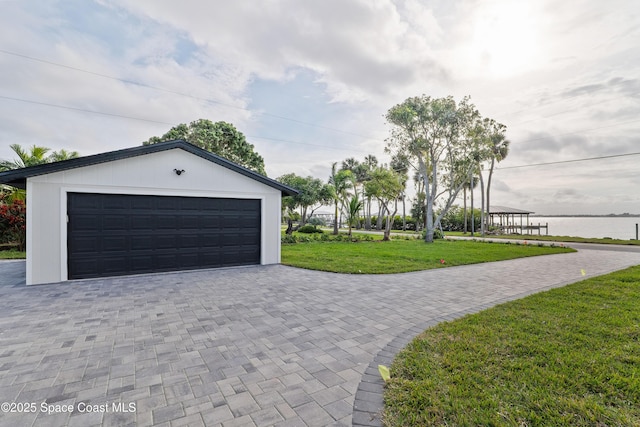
[281,239,573,274]
[384,265,640,426]
[445,231,640,246]
[0,250,26,259]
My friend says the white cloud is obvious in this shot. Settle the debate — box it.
[0,0,638,215]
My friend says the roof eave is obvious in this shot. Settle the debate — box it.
[0,140,299,196]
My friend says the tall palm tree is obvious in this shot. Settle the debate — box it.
[328,163,353,235]
[361,155,378,229]
[485,130,510,230]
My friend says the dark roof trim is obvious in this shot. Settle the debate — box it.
[0,140,298,196]
[489,206,535,215]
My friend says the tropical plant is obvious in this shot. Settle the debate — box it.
[343,193,363,237]
[328,163,353,235]
[0,144,79,171]
[0,144,80,201]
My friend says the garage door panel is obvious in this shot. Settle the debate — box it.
[103,256,129,273]
[131,236,154,250]
[156,234,177,249]
[103,215,128,230]
[131,197,154,210]
[129,255,153,271]
[70,215,101,232]
[102,236,127,252]
[131,216,154,229]
[201,217,222,229]
[72,259,100,277]
[157,198,178,210]
[200,249,223,265]
[103,197,128,210]
[70,236,100,253]
[178,252,200,267]
[156,216,177,229]
[67,193,261,280]
[179,234,199,248]
[179,216,200,229]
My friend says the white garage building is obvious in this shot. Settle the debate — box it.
[0,140,297,285]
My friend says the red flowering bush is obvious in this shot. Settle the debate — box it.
[0,194,26,251]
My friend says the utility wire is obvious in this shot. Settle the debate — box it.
[0,95,368,154]
[0,49,382,141]
[497,151,640,170]
[0,95,175,125]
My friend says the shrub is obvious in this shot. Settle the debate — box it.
[281,234,297,244]
[307,217,326,227]
[0,195,26,251]
[391,215,417,231]
[438,206,482,232]
[421,228,444,240]
[281,232,374,244]
[297,225,323,234]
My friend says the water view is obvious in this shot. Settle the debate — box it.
[529,217,640,240]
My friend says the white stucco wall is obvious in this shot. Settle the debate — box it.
[26,148,282,285]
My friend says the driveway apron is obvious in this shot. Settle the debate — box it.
[0,248,639,427]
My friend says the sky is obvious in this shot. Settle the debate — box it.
[0,0,638,215]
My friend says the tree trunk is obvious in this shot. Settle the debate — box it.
[376,205,383,230]
[422,157,435,243]
[286,218,293,235]
[470,169,475,237]
[479,168,485,237]
[333,201,339,235]
[401,193,406,230]
[463,186,468,234]
[384,204,398,241]
[486,157,495,232]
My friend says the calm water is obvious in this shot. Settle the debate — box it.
[529,217,640,240]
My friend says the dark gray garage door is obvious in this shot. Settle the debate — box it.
[67,193,261,280]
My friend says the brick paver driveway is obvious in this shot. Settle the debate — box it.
[1,247,639,427]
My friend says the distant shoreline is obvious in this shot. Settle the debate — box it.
[532,215,640,218]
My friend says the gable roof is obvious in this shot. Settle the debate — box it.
[489,205,534,215]
[0,140,298,196]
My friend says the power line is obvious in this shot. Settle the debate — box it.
[0,95,369,154]
[497,151,640,170]
[0,49,382,141]
[0,95,175,125]
[516,117,640,144]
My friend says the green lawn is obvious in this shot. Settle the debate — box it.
[281,238,574,274]
[384,265,640,426]
[446,231,640,246]
[0,250,25,259]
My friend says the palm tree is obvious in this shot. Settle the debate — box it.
[49,149,80,162]
[328,163,353,235]
[1,144,80,201]
[0,144,50,171]
[344,193,363,237]
[361,155,378,229]
[0,144,80,171]
[485,129,510,230]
